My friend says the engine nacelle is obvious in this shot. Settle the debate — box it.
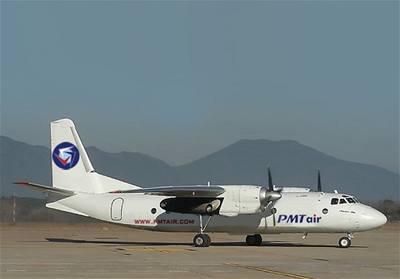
[160,197,222,215]
[219,186,263,216]
[239,186,264,214]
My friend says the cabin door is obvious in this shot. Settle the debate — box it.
[111,198,124,221]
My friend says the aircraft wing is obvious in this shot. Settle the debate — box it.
[14,181,74,196]
[110,185,225,197]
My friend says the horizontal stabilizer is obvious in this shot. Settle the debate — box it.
[110,185,225,197]
[14,181,74,196]
[46,201,88,217]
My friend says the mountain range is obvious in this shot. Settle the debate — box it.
[1,136,398,201]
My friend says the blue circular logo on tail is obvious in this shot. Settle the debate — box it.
[52,142,80,170]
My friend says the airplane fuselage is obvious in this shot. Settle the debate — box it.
[49,185,386,234]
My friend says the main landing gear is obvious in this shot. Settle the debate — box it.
[338,233,353,248]
[245,234,263,246]
[193,215,212,247]
[193,233,211,247]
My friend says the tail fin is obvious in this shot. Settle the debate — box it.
[51,119,100,193]
[51,119,139,193]
[50,119,140,193]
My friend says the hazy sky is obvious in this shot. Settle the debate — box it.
[1,1,398,173]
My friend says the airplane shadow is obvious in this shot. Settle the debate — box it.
[45,238,368,249]
[46,237,192,246]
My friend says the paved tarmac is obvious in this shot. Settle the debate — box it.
[1,222,399,279]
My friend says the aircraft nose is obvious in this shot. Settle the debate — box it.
[376,211,388,227]
[361,207,387,230]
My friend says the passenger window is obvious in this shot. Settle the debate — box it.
[331,198,339,205]
[339,198,347,204]
[346,198,355,203]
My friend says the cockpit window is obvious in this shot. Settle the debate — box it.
[339,198,347,204]
[331,198,339,205]
[346,198,355,203]
[353,197,359,203]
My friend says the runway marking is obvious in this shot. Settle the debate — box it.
[120,247,196,253]
[313,258,329,262]
[225,263,315,279]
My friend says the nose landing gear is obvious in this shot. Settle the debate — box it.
[338,237,351,248]
[338,233,354,248]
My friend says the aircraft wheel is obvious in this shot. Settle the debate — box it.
[204,234,211,244]
[246,235,255,246]
[246,235,254,245]
[254,234,263,246]
[338,237,351,248]
[193,234,210,247]
[246,234,262,246]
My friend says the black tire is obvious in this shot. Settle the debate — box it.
[254,234,263,246]
[338,237,351,248]
[246,235,256,246]
[204,234,211,244]
[193,234,210,247]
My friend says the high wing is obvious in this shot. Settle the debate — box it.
[110,185,225,197]
[14,181,74,196]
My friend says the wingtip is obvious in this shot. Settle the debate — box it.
[14,181,29,185]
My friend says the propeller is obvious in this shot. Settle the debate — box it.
[259,167,282,226]
[268,168,274,192]
[317,169,322,192]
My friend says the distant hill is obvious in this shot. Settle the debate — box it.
[176,139,399,200]
[1,136,398,200]
[1,136,51,198]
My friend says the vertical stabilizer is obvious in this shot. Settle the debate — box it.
[51,119,140,193]
[51,119,101,193]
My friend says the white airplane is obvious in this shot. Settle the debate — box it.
[16,119,387,248]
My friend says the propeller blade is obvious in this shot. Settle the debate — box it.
[268,167,274,191]
[272,209,276,226]
[272,203,278,226]
[317,169,322,192]
[267,201,278,226]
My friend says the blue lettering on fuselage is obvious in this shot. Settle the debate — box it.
[277,214,321,223]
